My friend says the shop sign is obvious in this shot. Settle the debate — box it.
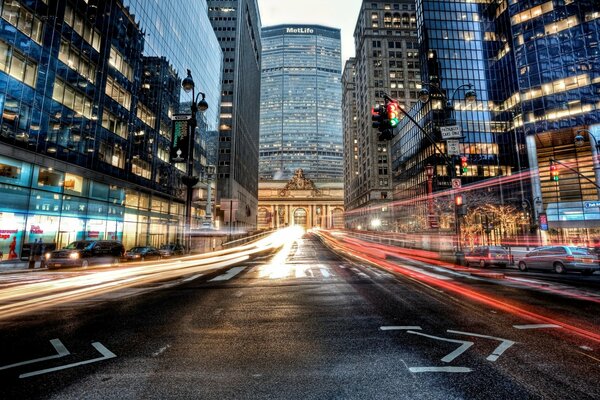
[0,229,18,240]
[539,213,548,231]
[87,231,100,238]
[584,201,600,208]
[30,225,44,234]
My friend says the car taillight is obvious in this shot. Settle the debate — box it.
[566,255,575,262]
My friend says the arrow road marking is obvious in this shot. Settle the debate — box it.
[19,342,116,378]
[513,324,562,330]
[0,339,70,371]
[407,331,474,363]
[447,330,516,362]
[409,366,472,373]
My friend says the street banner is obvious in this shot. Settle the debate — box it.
[170,114,191,163]
[539,213,548,231]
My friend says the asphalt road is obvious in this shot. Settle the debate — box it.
[1,234,600,399]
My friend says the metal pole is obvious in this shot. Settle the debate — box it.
[229,200,233,239]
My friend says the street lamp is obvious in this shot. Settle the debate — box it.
[181,69,208,252]
[574,129,600,152]
[417,82,477,110]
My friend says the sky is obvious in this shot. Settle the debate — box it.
[257,0,363,64]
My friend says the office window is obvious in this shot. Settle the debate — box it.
[58,39,97,83]
[101,110,127,139]
[105,76,131,110]
[52,77,93,118]
[131,158,151,179]
[0,40,37,87]
[0,0,43,44]
[64,4,101,51]
[109,46,133,81]
[136,103,156,128]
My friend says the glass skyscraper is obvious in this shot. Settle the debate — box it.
[260,25,343,180]
[0,0,222,260]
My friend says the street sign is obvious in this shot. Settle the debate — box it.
[440,125,462,140]
[451,178,462,189]
[585,201,600,208]
[447,139,460,156]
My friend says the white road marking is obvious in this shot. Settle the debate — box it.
[152,344,171,357]
[20,342,116,378]
[209,266,246,282]
[321,268,330,278]
[447,330,516,362]
[407,331,474,363]
[513,324,562,330]
[182,274,203,282]
[380,326,422,331]
[409,366,472,373]
[397,264,453,281]
[580,346,593,351]
[0,339,69,371]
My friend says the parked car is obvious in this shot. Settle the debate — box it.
[158,244,185,257]
[125,246,162,262]
[465,246,511,268]
[517,246,599,275]
[46,240,125,269]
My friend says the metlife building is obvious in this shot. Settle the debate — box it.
[260,25,343,181]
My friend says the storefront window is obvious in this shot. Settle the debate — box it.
[0,212,25,260]
[33,167,64,192]
[0,183,30,212]
[125,189,139,209]
[30,189,61,213]
[109,185,125,205]
[0,155,32,186]
[63,173,85,195]
[90,181,108,200]
[139,193,150,210]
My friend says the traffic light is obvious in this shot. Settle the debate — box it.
[460,156,468,175]
[455,194,463,206]
[550,163,559,182]
[386,100,400,128]
[372,104,393,141]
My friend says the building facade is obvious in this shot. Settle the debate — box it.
[207,0,262,231]
[257,169,344,231]
[259,24,344,181]
[342,58,360,228]
[344,0,420,230]
[390,0,600,247]
[0,0,222,260]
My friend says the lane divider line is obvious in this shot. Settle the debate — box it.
[380,326,422,331]
[513,324,562,330]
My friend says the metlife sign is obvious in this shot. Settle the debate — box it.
[286,27,315,34]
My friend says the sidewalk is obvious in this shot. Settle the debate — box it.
[0,260,46,273]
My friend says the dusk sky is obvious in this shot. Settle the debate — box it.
[257,0,363,63]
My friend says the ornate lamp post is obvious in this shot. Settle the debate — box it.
[181,69,208,251]
[204,165,216,228]
[425,164,436,229]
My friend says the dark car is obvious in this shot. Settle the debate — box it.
[518,246,599,275]
[465,246,511,268]
[125,246,162,262]
[158,244,185,257]
[46,240,125,269]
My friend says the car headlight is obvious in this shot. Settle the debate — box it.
[69,252,80,259]
[45,253,51,260]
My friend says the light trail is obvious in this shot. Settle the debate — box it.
[0,228,299,320]
[316,230,600,344]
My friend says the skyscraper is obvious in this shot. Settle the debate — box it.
[344,0,419,230]
[208,0,262,231]
[342,58,360,227]
[259,25,343,181]
[0,0,223,259]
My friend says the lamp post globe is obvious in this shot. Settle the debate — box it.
[198,93,209,112]
[418,88,430,103]
[574,134,585,147]
[182,69,195,93]
[465,89,477,103]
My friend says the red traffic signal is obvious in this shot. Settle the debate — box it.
[460,156,468,174]
[550,163,559,182]
[386,101,400,128]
